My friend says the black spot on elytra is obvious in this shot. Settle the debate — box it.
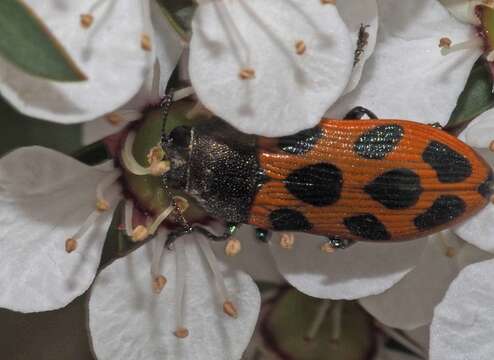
[478,170,494,199]
[278,126,322,155]
[364,168,423,209]
[354,124,404,160]
[284,163,343,207]
[422,141,472,183]
[414,195,466,231]
[344,214,391,241]
[269,208,312,231]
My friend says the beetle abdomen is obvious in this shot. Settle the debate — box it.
[249,119,492,241]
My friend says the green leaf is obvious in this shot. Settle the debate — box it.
[445,56,494,133]
[0,95,81,156]
[0,0,86,81]
[72,141,110,166]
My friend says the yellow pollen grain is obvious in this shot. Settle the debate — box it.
[65,238,78,253]
[279,233,295,250]
[223,301,238,318]
[438,37,452,49]
[174,327,189,338]
[320,243,336,254]
[132,225,149,242]
[105,112,125,125]
[225,238,242,257]
[295,40,307,55]
[141,33,152,51]
[239,68,256,80]
[96,198,110,212]
[152,275,167,294]
[80,14,94,29]
[320,0,336,4]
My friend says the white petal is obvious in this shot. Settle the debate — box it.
[430,258,494,360]
[0,147,120,312]
[0,0,153,123]
[211,226,284,284]
[337,0,378,93]
[360,235,490,330]
[269,232,427,299]
[89,237,260,360]
[439,0,482,25]
[463,108,494,148]
[454,203,494,253]
[189,0,353,136]
[327,0,480,125]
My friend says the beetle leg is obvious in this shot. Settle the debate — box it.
[326,236,355,250]
[344,106,378,119]
[192,223,239,242]
[428,122,443,129]
[165,228,192,249]
[344,106,378,120]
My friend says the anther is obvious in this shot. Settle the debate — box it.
[279,233,295,250]
[141,33,152,51]
[320,0,336,4]
[174,327,189,339]
[239,68,256,80]
[105,112,125,125]
[147,146,166,165]
[223,300,238,318]
[65,238,78,253]
[149,161,170,176]
[445,247,457,258]
[320,243,335,254]
[132,225,149,242]
[96,198,111,212]
[225,238,242,257]
[80,14,94,29]
[438,37,452,49]
[489,140,494,152]
[173,196,189,214]
[295,40,307,55]
[152,275,167,294]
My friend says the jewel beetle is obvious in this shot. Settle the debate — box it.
[161,101,493,249]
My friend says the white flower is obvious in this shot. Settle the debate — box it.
[429,258,494,360]
[189,0,378,136]
[359,232,491,330]
[0,0,184,124]
[0,143,259,359]
[328,0,480,126]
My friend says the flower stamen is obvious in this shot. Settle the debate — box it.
[439,37,483,56]
[174,240,189,338]
[197,236,238,319]
[304,300,332,341]
[65,169,120,254]
[121,132,170,177]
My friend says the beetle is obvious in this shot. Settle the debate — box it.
[160,97,493,250]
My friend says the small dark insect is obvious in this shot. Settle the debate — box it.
[354,24,370,66]
[158,94,493,251]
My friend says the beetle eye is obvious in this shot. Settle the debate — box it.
[169,126,191,148]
